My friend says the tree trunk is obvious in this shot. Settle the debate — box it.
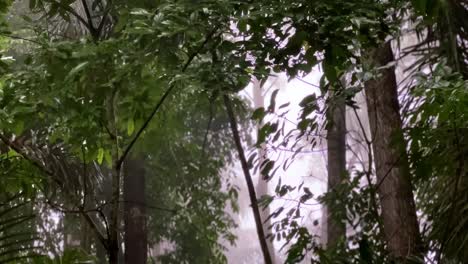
[96,235,107,263]
[123,158,148,264]
[252,79,276,262]
[80,215,92,253]
[364,41,421,260]
[224,95,273,264]
[107,90,121,264]
[326,79,347,248]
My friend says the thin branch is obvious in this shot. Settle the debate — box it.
[223,94,273,264]
[120,200,177,213]
[50,0,91,32]
[96,0,113,37]
[351,107,385,239]
[80,206,109,250]
[80,0,98,39]
[0,133,53,177]
[295,76,320,89]
[0,33,43,45]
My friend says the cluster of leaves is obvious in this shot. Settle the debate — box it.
[142,93,245,263]
[0,0,466,263]
[233,0,468,262]
[260,166,389,264]
[405,63,468,262]
[234,0,400,83]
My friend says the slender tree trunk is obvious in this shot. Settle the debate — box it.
[123,158,148,264]
[364,41,422,260]
[252,79,276,262]
[108,177,120,264]
[326,79,347,248]
[108,90,121,264]
[224,95,273,264]
[80,215,91,253]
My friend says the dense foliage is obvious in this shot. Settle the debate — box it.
[0,0,466,263]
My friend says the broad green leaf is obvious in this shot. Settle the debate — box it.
[13,120,24,135]
[251,107,266,121]
[127,119,135,136]
[104,150,112,167]
[66,62,89,81]
[97,148,104,164]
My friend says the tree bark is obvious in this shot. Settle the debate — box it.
[364,41,422,260]
[123,158,148,264]
[326,80,347,248]
[80,215,92,253]
[224,95,273,264]
[252,79,276,262]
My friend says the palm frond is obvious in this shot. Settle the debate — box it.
[0,193,42,263]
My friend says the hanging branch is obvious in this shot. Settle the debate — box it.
[223,95,273,264]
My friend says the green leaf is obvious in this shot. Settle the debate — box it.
[298,94,317,108]
[29,0,37,9]
[104,150,112,167]
[238,19,247,32]
[7,148,19,157]
[412,0,427,14]
[127,119,135,136]
[97,148,104,165]
[251,107,266,121]
[260,159,275,179]
[14,120,24,135]
[130,8,151,16]
[268,89,279,112]
[66,62,89,81]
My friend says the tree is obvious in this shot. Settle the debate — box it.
[0,0,243,263]
[325,77,347,249]
[0,0,467,263]
[363,41,422,260]
[123,157,147,264]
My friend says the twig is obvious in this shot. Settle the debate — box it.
[0,33,43,45]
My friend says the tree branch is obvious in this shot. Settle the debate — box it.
[80,0,98,39]
[223,95,273,264]
[97,0,113,37]
[0,33,43,45]
[50,0,92,32]
[116,28,219,170]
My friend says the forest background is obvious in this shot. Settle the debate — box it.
[0,0,466,263]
